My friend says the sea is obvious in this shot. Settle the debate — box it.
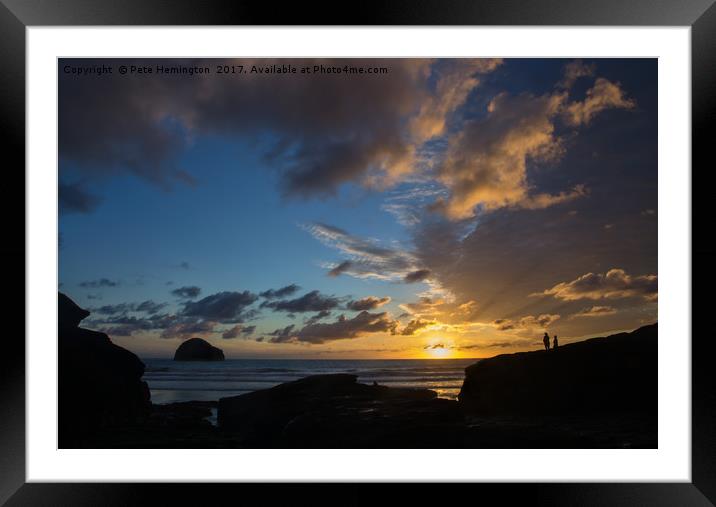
[142,358,479,405]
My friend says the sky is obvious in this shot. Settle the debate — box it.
[58,58,657,359]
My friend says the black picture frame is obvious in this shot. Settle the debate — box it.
[1,1,713,505]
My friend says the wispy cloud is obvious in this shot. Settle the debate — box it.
[171,286,201,299]
[79,278,119,288]
[570,306,618,318]
[306,222,425,282]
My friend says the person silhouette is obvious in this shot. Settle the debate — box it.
[543,332,550,351]
[553,335,559,349]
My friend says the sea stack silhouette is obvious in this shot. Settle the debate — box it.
[58,292,151,448]
[174,337,225,361]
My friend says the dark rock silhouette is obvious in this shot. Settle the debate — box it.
[58,292,151,448]
[218,374,461,447]
[173,337,225,361]
[59,292,90,329]
[459,323,657,416]
[58,314,656,449]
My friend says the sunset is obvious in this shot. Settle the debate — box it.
[57,57,657,449]
[59,58,656,361]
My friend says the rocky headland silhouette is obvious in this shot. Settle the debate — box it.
[459,323,657,416]
[58,293,151,448]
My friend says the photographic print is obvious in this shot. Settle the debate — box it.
[58,57,657,449]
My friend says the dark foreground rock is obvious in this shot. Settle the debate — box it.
[58,293,151,448]
[173,337,225,361]
[459,323,657,416]
[218,374,462,447]
[77,401,235,449]
[60,312,656,449]
[77,368,656,449]
[79,397,656,449]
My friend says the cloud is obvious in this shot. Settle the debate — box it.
[306,223,423,281]
[79,278,119,288]
[135,300,168,314]
[345,296,391,311]
[261,290,342,313]
[408,59,503,141]
[424,343,450,350]
[458,338,540,350]
[222,325,242,339]
[493,314,560,331]
[327,261,353,277]
[268,311,399,344]
[94,303,133,315]
[266,324,296,342]
[59,182,101,214]
[558,60,595,89]
[95,314,157,336]
[171,285,201,299]
[99,326,139,337]
[381,185,447,228]
[563,78,636,126]
[160,320,216,339]
[399,297,446,319]
[59,58,505,205]
[431,90,571,220]
[401,318,435,336]
[91,307,223,339]
[535,269,657,301]
[259,284,300,299]
[305,310,332,326]
[430,66,634,220]
[222,324,256,339]
[58,56,637,273]
[571,305,617,318]
[181,290,258,322]
[403,269,431,283]
[95,300,167,315]
[518,185,588,210]
[450,300,480,321]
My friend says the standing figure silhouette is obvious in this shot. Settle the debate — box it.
[543,332,550,351]
[553,335,559,349]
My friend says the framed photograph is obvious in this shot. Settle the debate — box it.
[2,0,713,504]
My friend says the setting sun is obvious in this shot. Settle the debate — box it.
[423,339,455,359]
[428,347,451,358]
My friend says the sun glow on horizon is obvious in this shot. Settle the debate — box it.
[422,337,456,359]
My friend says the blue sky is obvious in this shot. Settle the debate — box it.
[59,58,657,359]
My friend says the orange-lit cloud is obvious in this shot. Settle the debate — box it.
[492,314,561,331]
[570,306,618,318]
[558,59,596,89]
[429,65,634,220]
[564,78,636,126]
[400,318,436,336]
[534,268,657,301]
[432,91,569,220]
[409,59,503,141]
